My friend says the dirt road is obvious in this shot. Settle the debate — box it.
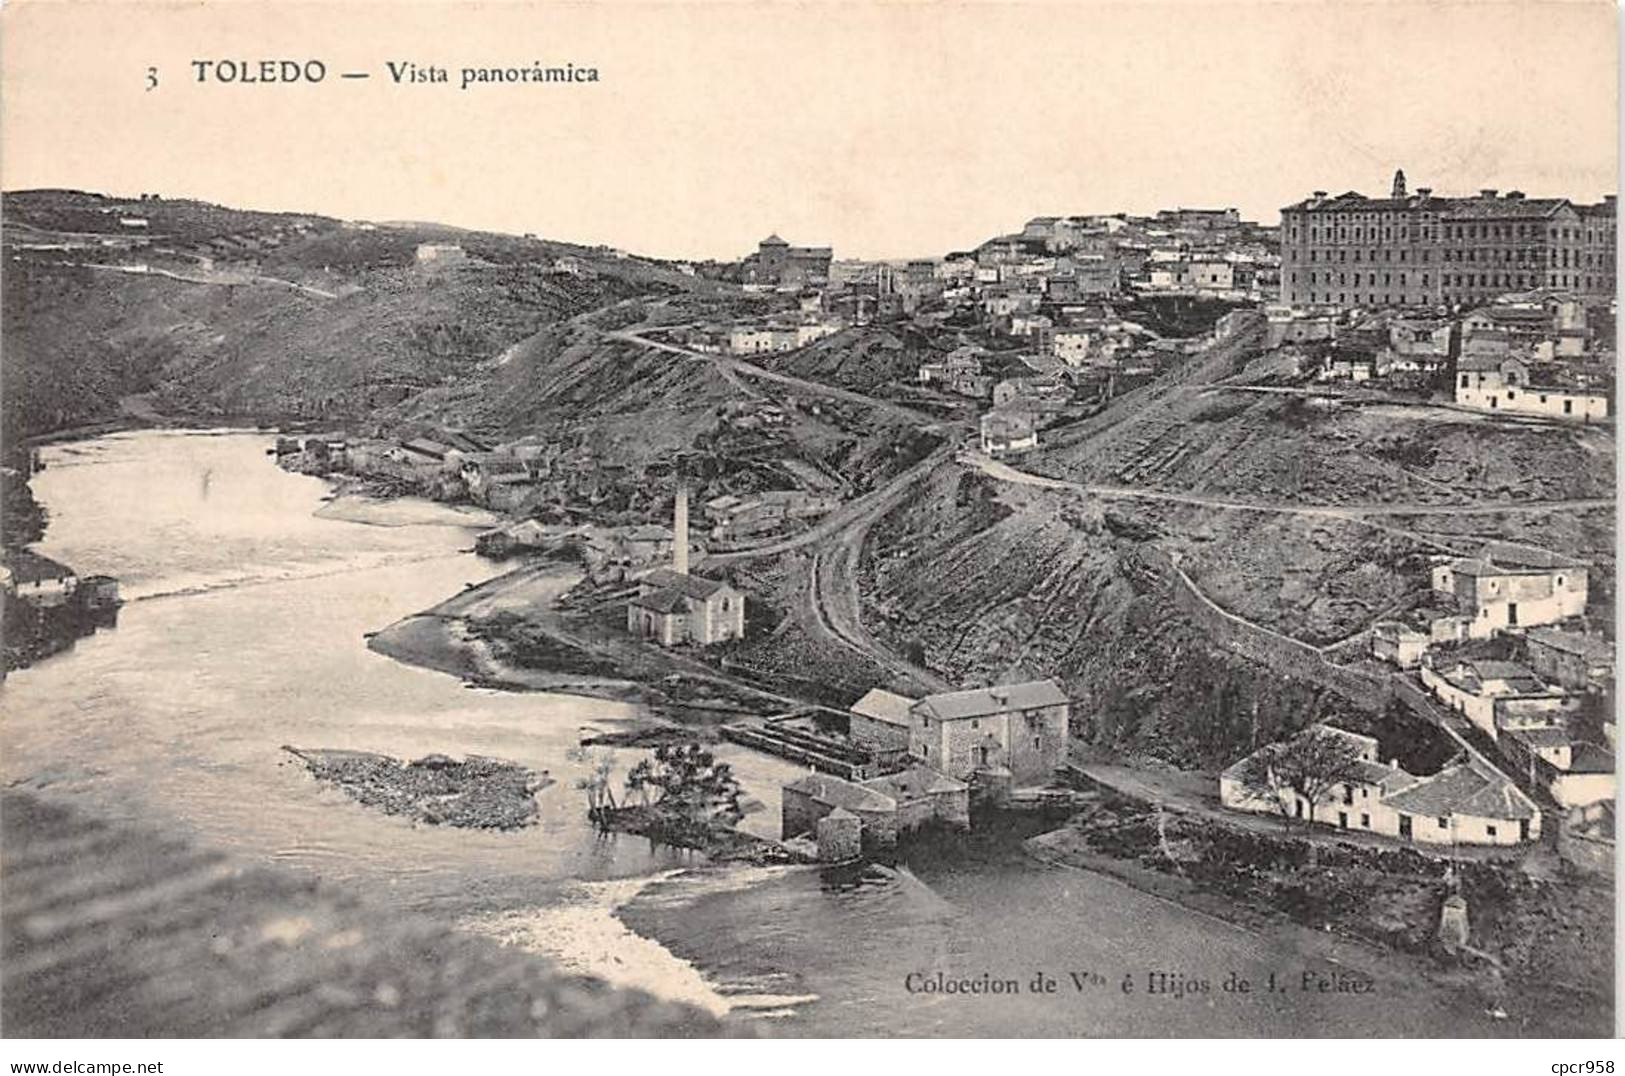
[963,450,1614,520]
[607,327,940,427]
[805,458,957,694]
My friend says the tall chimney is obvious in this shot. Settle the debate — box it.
[673,485,689,575]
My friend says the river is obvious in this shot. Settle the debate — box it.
[2,429,1506,1035]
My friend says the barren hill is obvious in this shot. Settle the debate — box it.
[1,190,702,440]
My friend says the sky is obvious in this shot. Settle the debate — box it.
[2,1,1618,261]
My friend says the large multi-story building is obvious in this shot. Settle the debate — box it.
[1279,170,1615,309]
[743,233,832,287]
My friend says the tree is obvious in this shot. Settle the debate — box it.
[566,746,620,826]
[1235,726,1367,832]
[623,742,742,824]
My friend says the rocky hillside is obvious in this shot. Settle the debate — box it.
[1,190,702,440]
[855,326,1614,769]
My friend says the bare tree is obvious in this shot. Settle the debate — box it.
[566,746,620,826]
[1235,726,1367,832]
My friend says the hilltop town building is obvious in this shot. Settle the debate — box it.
[1279,171,1615,308]
[743,234,832,287]
[979,409,1038,456]
[1455,355,1608,423]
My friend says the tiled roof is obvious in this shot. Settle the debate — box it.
[1568,743,1616,775]
[1505,726,1572,749]
[1444,197,1570,220]
[6,549,76,585]
[783,773,896,813]
[628,589,689,615]
[850,688,915,727]
[1466,660,1540,681]
[640,568,731,600]
[1527,629,1613,663]
[863,765,969,800]
[913,680,1069,721]
[1477,541,1584,570]
[1383,761,1538,821]
[1349,759,1417,794]
[1281,191,1574,220]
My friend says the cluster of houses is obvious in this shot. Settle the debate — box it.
[957,209,1279,307]
[291,429,570,512]
[1227,536,1613,850]
[1221,724,1543,847]
[1365,542,1615,820]
[725,318,844,356]
[1268,288,1613,422]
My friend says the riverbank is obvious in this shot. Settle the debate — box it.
[367,560,808,724]
[1026,795,1612,1037]
[366,565,650,700]
[314,487,502,530]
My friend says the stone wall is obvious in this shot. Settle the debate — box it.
[1147,547,1391,711]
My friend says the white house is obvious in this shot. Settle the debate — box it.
[1370,620,1430,669]
[626,568,745,648]
[1419,658,1579,741]
[979,409,1037,456]
[1051,330,1093,367]
[1220,724,1542,846]
[1430,545,1588,638]
[5,551,79,607]
[1455,355,1609,423]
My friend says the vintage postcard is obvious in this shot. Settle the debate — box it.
[0,0,1615,1045]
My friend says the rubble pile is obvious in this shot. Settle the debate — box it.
[284,747,549,830]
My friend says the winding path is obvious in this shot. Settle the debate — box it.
[606,327,941,427]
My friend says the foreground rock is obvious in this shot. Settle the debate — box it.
[2,790,727,1037]
[284,747,551,830]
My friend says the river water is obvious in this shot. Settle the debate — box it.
[2,430,1505,1036]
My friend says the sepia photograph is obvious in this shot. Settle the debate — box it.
[0,0,1617,1048]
